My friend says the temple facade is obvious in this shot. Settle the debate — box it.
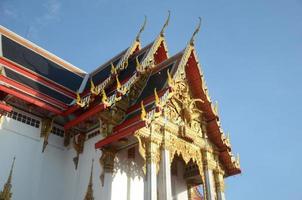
[0,14,240,200]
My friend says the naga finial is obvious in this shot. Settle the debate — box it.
[190,17,202,45]
[136,15,147,41]
[160,10,171,36]
[167,69,174,88]
[101,89,110,107]
[140,101,147,121]
[111,62,117,75]
[76,93,86,108]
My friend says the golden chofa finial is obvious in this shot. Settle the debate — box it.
[160,10,171,36]
[136,15,147,42]
[0,157,16,200]
[190,17,202,45]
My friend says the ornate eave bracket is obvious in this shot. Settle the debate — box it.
[41,118,54,153]
[73,133,86,170]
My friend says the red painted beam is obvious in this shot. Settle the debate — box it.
[0,57,76,99]
[61,104,79,116]
[0,85,62,114]
[95,120,146,149]
[0,75,68,110]
[0,102,12,112]
[64,103,106,130]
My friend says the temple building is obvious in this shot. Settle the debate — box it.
[0,14,240,200]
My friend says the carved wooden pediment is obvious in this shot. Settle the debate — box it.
[164,68,204,141]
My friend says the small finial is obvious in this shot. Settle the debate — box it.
[160,10,171,36]
[140,101,146,121]
[167,69,174,88]
[111,62,117,75]
[136,16,147,41]
[101,89,109,107]
[116,75,121,91]
[154,88,160,107]
[190,17,202,45]
[0,157,16,199]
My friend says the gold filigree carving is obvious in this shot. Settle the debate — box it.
[214,167,225,192]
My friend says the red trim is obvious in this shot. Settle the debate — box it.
[154,41,168,65]
[64,103,106,130]
[0,85,62,114]
[0,75,68,109]
[0,102,12,112]
[95,120,145,149]
[0,57,76,99]
[61,104,79,116]
[185,50,241,175]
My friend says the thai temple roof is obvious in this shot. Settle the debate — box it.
[0,16,241,177]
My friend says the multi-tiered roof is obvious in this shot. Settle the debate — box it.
[0,15,240,176]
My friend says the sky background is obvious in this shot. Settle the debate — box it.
[1,0,302,199]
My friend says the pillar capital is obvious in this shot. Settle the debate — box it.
[100,147,116,173]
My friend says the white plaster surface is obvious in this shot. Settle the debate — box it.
[0,111,190,200]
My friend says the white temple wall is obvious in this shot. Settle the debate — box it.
[0,109,190,200]
[0,113,66,200]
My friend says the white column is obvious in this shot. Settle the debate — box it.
[204,168,216,200]
[146,162,157,200]
[158,148,172,200]
[217,191,226,200]
[103,172,113,200]
[215,171,226,200]
[145,140,159,200]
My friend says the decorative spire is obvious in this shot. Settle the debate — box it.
[84,159,94,200]
[190,17,202,45]
[136,15,147,42]
[0,157,15,200]
[154,88,160,107]
[160,10,171,36]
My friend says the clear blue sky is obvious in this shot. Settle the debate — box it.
[1,0,302,199]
